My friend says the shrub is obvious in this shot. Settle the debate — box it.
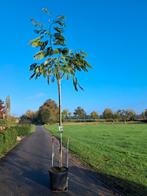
[0,127,17,154]
[0,125,32,156]
[0,119,7,126]
[15,125,31,136]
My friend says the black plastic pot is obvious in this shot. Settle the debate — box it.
[49,167,68,192]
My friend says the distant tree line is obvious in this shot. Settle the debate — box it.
[19,99,147,124]
[20,99,58,124]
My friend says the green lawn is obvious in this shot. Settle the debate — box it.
[45,123,147,195]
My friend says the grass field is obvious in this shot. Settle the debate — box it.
[45,123,147,195]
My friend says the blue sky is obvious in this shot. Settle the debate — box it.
[0,0,147,116]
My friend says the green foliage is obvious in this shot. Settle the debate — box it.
[103,108,113,120]
[29,8,91,91]
[0,119,7,126]
[144,109,147,118]
[20,110,37,124]
[15,125,32,136]
[0,99,5,119]
[0,125,32,156]
[116,109,136,122]
[0,127,17,154]
[90,111,99,119]
[74,106,86,119]
[46,123,147,196]
[62,109,71,121]
[38,99,58,124]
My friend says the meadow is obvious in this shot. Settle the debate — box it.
[45,123,147,196]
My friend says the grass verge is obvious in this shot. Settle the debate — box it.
[45,123,147,196]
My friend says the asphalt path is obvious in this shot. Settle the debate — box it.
[0,126,115,196]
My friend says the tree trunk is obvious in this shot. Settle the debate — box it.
[57,78,63,168]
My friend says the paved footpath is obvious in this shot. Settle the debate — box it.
[0,126,116,196]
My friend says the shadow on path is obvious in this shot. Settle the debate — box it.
[0,126,146,196]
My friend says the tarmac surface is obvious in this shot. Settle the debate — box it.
[0,126,115,196]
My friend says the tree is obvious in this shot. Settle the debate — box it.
[62,109,71,121]
[125,110,136,121]
[20,114,32,124]
[29,9,91,167]
[103,108,113,120]
[116,110,126,122]
[25,110,35,119]
[5,96,10,118]
[0,99,5,119]
[90,111,99,119]
[20,110,36,124]
[74,106,86,119]
[144,109,147,119]
[38,99,58,124]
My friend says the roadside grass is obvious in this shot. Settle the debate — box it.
[30,124,36,133]
[45,123,147,196]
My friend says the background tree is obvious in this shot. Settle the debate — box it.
[62,109,71,121]
[140,109,147,120]
[103,108,113,120]
[20,110,36,124]
[116,109,128,123]
[125,110,136,121]
[90,111,99,119]
[113,112,119,122]
[74,106,86,119]
[29,9,91,167]
[116,110,124,122]
[38,99,58,124]
[25,110,35,120]
[0,99,5,119]
[144,109,147,119]
[5,96,11,118]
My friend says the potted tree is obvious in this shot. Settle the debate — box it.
[29,8,91,191]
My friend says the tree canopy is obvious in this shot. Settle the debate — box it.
[90,111,99,119]
[103,108,113,120]
[38,99,58,124]
[29,8,92,91]
[74,106,86,119]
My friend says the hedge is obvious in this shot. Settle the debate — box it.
[0,119,7,126]
[0,125,32,156]
[15,125,31,136]
[0,127,17,154]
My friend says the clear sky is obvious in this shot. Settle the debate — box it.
[0,0,147,116]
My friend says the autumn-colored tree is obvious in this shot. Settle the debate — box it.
[74,106,86,119]
[38,99,58,124]
[0,99,5,119]
[90,111,99,119]
[125,110,136,121]
[25,110,35,119]
[103,108,113,120]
